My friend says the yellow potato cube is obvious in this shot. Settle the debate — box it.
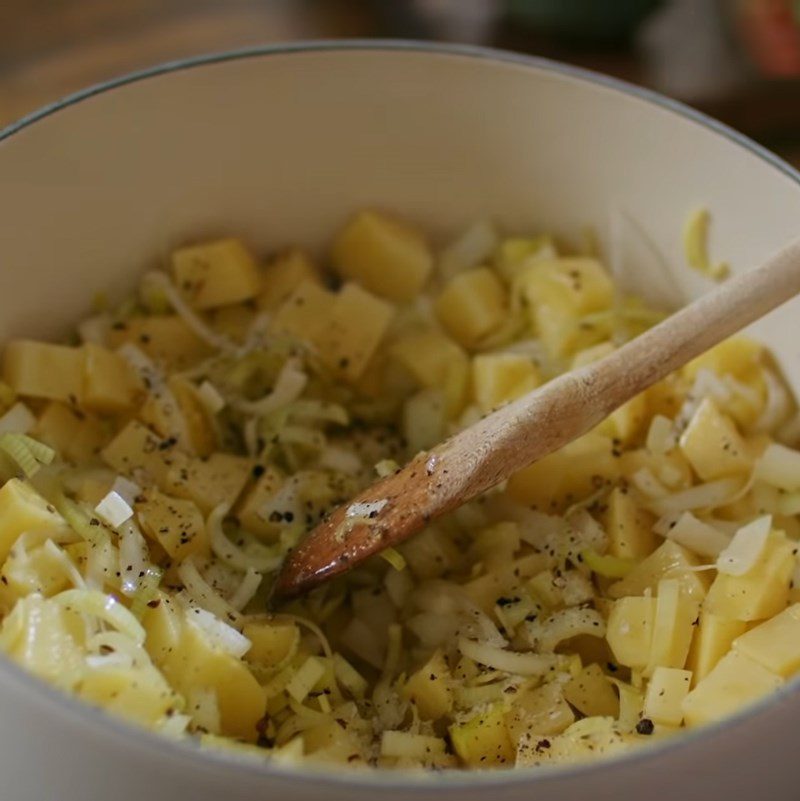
[0,479,68,563]
[167,377,217,457]
[3,340,83,404]
[494,235,557,282]
[449,702,515,768]
[81,343,140,414]
[517,257,614,316]
[35,402,110,464]
[257,248,321,311]
[331,210,433,302]
[607,596,656,670]
[172,238,262,310]
[79,666,179,728]
[435,268,507,348]
[681,651,782,728]
[733,603,800,677]
[645,579,700,675]
[678,398,751,481]
[643,667,692,726]
[602,488,657,560]
[686,612,747,684]
[161,617,266,742]
[101,420,187,489]
[210,304,257,343]
[1,543,71,600]
[3,595,85,691]
[564,664,619,718]
[402,650,453,721]
[317,283,394,382]
[269,279,334,348]
[683,336,763,382]
[136,488,208,561]
[167,452,254,515]
[506,432,619,512]
[391,330,469,416]
[471,353,541,413]
[504,681,575,745]
[704,530,795,621]
[142,594,183,664]
[235,466,284,541]
[534,302,610,360]
[609,541,710,603]
[107,315,211,370]
[242,620,299,669]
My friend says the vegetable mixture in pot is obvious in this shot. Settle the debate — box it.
[0,209,798,769]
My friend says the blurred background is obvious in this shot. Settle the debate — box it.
[1,0,799,166]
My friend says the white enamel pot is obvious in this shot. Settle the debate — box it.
[1,41,800,801]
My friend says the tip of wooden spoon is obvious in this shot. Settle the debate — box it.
[270,452,449,603]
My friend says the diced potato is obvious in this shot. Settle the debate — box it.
[210,304,257,343]
[683,336,763,382]
[606,596,656,670]
[391,331,469,416]
[101,420,186,489]
[516,257,614,316]
[269,280,334,348]
[167,377,217,457]
[257,248,321,311]
[704,530,795,621]
[242,620,300,669]
[1,543,71,599]
[172,238,262,310]
[599,394,648,445]
[506,432,619,512]
[534,303,609,360]
[142,593,183,664]
[316,283,394,382]
[80,343,140,414]
[645,579,700,675]
[471,353,541,413]
[402,650,453,720]
[643,667,692,726]
[449,702,515,768]
[602,487,658,560]
[79,666,179,727]
[686,612,746,684]
[2,595,85,691]
[35,402,109,464]
[107,315,211,369]
[679,398,751,481]
[397,527,459,582]
[167,452,254,515]
[331,210,433,302]
[463,553,549,614]
[516,718,634,767]
[161,616,266,742]
[504,681,575,745]
[435,268,507,348]
[136,488,208,561]
[3,340,83,404]
[732,603,800,677]
[609,541,710,602]
[564,663,619,718]
[495,235,557,283]
[0,479,68,563]
[235,466,284,541]
[681,651,782,728]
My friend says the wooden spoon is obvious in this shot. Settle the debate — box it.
[272,237,800,601]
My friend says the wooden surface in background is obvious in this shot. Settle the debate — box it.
[1,0,799,168]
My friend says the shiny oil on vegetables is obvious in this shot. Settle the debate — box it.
[0,209,799,770]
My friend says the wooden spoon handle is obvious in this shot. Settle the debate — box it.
[273,237,800,601]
